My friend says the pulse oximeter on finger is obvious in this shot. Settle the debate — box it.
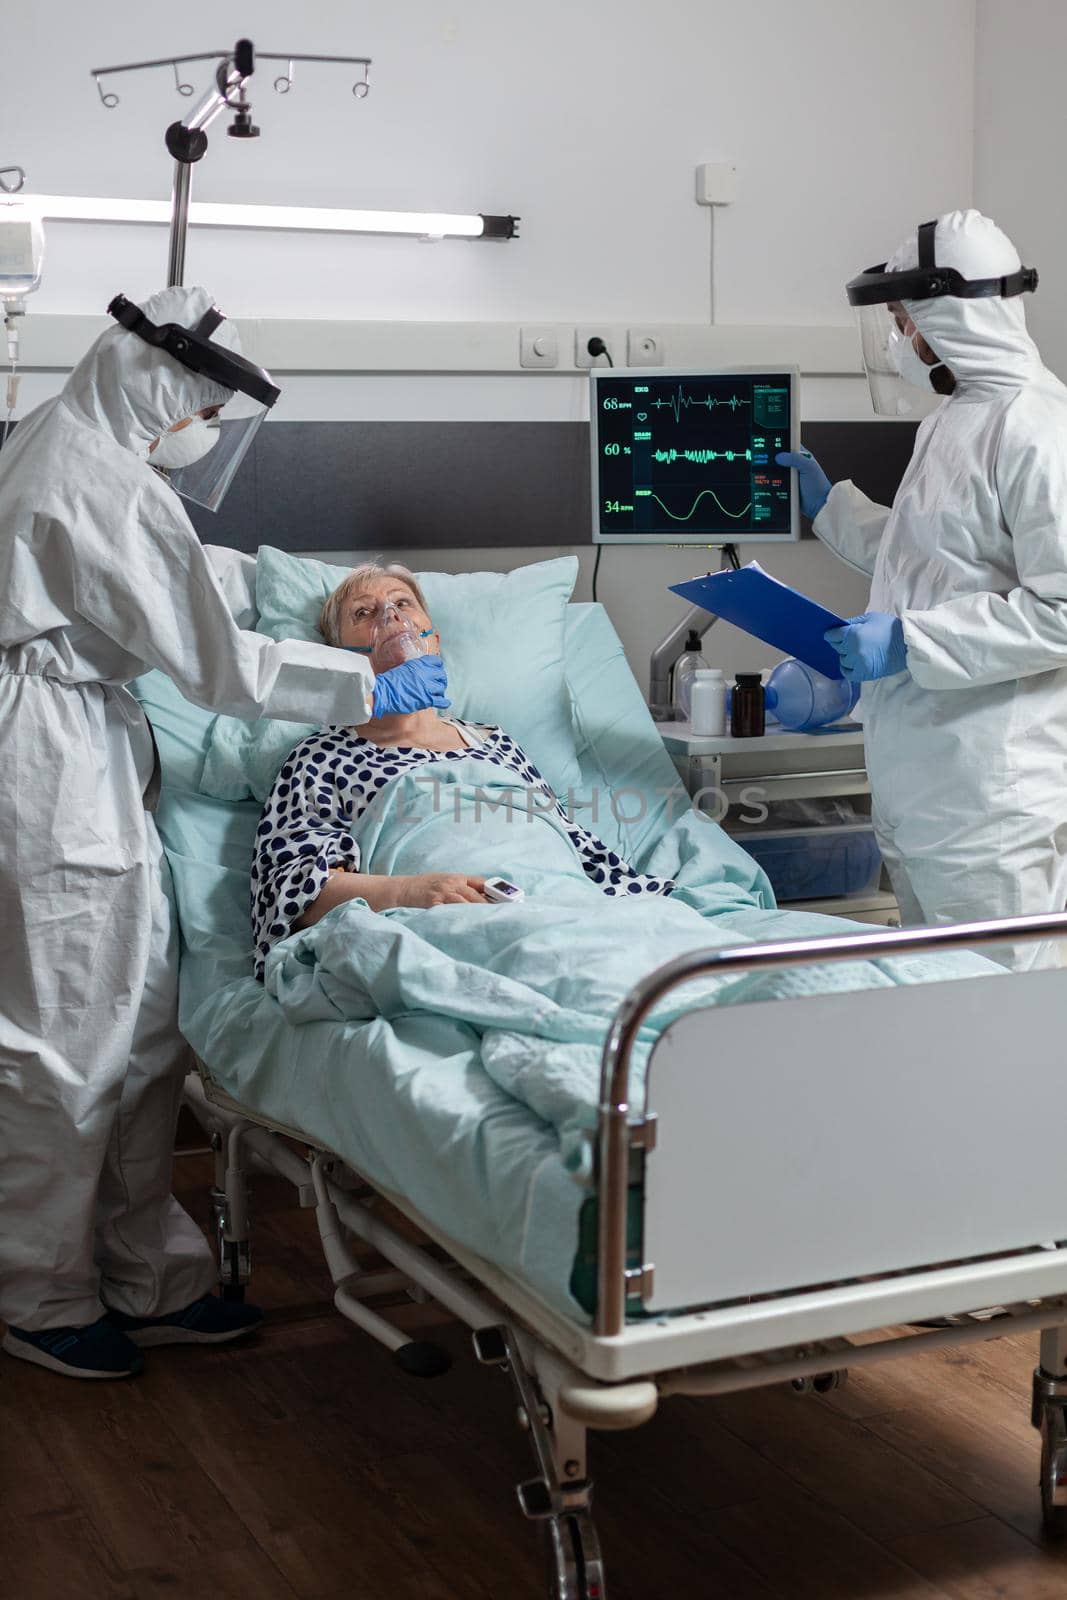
[483,877,524,904]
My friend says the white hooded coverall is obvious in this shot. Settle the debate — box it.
[814,211,1067,938]
[0,286,374,1332]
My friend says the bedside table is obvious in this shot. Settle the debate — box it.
[659,721,898,924]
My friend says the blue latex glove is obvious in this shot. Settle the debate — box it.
[372,653,451,716]
[775,449,832,520]
[824,613,908,683]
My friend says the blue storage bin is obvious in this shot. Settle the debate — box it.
[738,824,882,903]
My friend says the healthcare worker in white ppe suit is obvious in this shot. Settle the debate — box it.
[777,210,1067,958]
[0,285,449,1379]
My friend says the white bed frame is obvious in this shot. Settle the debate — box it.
[185,911,1067,1600]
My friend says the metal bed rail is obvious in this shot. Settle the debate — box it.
[594,911,1067,1338]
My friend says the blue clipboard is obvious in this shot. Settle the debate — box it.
[670,562,847,680]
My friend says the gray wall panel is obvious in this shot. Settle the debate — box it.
[799,421,917,529]
[185,418,918,552]
[190,421,591,551]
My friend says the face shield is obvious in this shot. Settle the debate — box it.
[846,219,1038,417]
[107,293,281,511]
[159,393,268,512]
[852,300,928,417]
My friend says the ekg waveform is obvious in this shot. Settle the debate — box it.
[652,447,753,465]
[649,387,752,424]
[650,489,753,522]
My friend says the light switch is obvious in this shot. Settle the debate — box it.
[520,328,560,368]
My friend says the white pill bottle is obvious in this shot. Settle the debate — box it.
[688,668,727,736]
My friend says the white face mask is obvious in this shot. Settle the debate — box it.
[150,416,221,470]
[886,326,942,393]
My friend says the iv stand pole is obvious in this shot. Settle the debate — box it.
[164,43,255,287]
[168,159,194,288]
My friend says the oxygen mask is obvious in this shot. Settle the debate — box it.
[367,602,435,672]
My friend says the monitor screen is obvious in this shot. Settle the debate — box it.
[590,367,799,545]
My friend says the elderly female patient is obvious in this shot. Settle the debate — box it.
[251,562,674,979]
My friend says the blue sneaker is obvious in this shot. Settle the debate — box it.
[107,1293,263,1347]
[2,1316,144,1379]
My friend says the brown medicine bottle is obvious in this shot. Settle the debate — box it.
[730,673,765,738]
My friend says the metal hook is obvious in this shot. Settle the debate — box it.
[353,66,370,99]
[172,61,194,97]
[273,59,293,94]
[222,75,246,109]
[94,74,119,109]
[0,166,26,195]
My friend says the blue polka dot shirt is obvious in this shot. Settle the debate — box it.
[251,720,673,980]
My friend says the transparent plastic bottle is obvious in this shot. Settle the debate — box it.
[689,668,727,736]
[764,658,860,732]
[370,603,426,672]
[673,630,708,720]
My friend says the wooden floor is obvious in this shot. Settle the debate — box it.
[4,1152,1067,1600]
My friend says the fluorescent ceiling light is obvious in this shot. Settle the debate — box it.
[26,195,517,240]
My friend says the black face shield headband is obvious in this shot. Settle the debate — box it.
[846,219,1038,309]
[107,294,280,408]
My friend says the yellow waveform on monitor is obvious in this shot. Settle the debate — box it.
[651,489,752,522]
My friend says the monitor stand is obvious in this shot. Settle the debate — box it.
[648,544,737,721]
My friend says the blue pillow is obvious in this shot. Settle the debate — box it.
[200,548,584,803]
[132,668,214,796]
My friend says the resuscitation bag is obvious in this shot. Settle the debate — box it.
[764,658,860,732]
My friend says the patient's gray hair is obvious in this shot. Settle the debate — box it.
[319,560,430,646]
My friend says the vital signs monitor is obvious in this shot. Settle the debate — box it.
[590,367,800,545]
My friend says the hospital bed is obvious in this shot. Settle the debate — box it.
[138,548,1067,1600]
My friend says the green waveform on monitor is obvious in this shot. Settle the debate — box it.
[650,489,752,522]
[650,387,752,424]
[652,447,753,465]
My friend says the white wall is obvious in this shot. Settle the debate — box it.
[974,0,1066,381]
[6,0,978,684]
[11,0,976,325]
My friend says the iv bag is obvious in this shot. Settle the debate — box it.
[0,198,45,307]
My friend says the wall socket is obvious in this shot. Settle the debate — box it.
[574,327,619,369]
[627,329,664,366]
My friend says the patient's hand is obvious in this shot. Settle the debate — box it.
[394,872,489,908]
[297,868,489,927]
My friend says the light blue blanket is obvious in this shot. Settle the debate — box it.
[260,757,988,1179]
